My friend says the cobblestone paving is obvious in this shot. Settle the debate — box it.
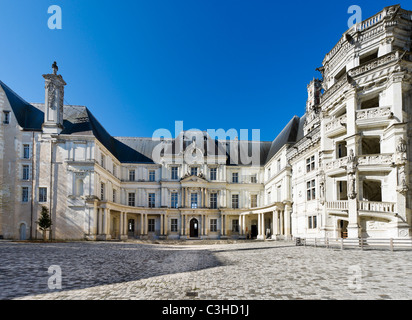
[1,240,411,300]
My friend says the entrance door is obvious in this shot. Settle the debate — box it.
[128,219,135,237]
[190,218,199,238]
[251,225,258,239]
[19,224,26,240]
[339,220,348,239]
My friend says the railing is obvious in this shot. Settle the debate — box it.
[349,51,399,77]
[356,106,393,121]
[357,154,394,166]
[326,201,348,210]
[325,114,347,135]
[356,12,384,32]
[296,237,412,251]
[324,157,348,171]
[358,201,396,213]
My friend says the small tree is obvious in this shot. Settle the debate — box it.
[37,206,52,242]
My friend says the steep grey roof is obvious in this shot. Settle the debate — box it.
[296,114,306,142]
[0,80,44,130]
[0,79,288,166]
[265,116,300,164]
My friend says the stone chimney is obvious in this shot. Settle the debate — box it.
[42,61,66,135]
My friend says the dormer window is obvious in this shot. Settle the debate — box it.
[3,111,10,124]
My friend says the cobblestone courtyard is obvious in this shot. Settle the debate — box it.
[1,240,411,300]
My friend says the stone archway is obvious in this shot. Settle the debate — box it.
[19,223,27,240]
[190,218,199,238]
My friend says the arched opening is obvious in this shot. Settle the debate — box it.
[190,218,199,238]
[19,223,27,240]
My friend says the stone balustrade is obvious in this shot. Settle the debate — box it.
[356,106,393,121]
[324,157,348,171]
[325,114,347,136]
[326,201,348,210]
[359,201,396,213]
[357,154,394,166]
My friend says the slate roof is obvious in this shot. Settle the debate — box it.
[0,80,299,166]
[264,116,301,163]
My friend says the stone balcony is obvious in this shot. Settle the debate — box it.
[355,106,393,128]
[326,201,349,216]
[357,154,394,171]
[324,114,347,137]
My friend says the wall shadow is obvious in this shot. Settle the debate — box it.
[0,242,223,300]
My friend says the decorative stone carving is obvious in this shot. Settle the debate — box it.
[397,165,409,194]
[318,170,326,205]
[346,149,357,200]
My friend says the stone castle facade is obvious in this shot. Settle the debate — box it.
[1,4,412,241]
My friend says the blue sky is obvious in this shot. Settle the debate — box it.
[0,0,402,141]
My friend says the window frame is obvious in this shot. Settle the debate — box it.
[171,192,178,209]
[39,187,47,203]
[171,219,178,232]
[128,192,136,207]
[148,193,156,208]
[22,165,30,181]
[210,219,217,232]
[232,194,239,209]
[306,179,316,201]
[22,187,29,203]
[232,172,239,183]
[210,192,217,209]
[306,155,316,173]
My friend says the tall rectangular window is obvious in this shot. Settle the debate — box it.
[3,111,10,124]
[171,219,178,232]
[148,193,156,208]
[22,187,29,203]
[191,167,198,176]
[232,194,239,209]
[129,170,135,181]
[39,187,47,203]
[171,192,178,208]
[306,155,315,173]
[232,219,239,232]
[250,174,257,183]
[23,145,30,159]
[22,165,30,180]
[113,189,117,203]
[171,167,178,180]
[308,215,318,229]
[100,154,105,168]
[191,193,198,209]
[307,180,316,201]
[250,194,258,208]
[210,193,217,209]
[232,172,239,183]
[128,193,135,207]
[148,219,155,232]
[210,168,217,181]
[100,183,105,201]
[149,170,155,182]
[210,219,217,232]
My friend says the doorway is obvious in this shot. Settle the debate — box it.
[190,218,199,238]
[251,220,258,239]
[19,223,27,240]
[339,220,348,239]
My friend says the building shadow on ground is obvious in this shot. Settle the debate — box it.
[0,242,223,300]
